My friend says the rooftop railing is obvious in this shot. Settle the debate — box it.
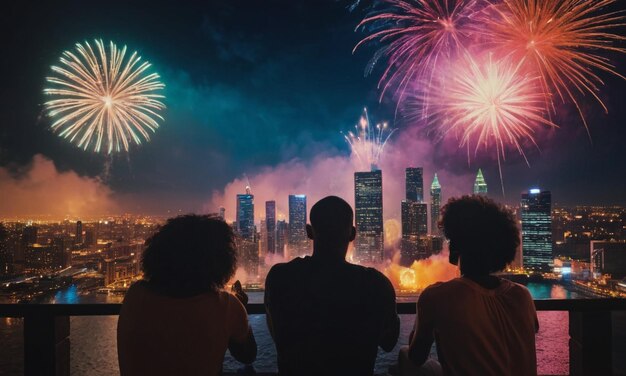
[1,299,626,376]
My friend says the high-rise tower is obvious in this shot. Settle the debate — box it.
[430,174,441,235]
[75,221,83,244]
[288,195,308,258]
[354,170,384,264]
[521,189,552,272]
[236,187,258,278]
[265,201,276,255]
[405,167,424,202]
[236,192,255,240]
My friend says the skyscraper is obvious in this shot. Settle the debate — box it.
[521,189,552,272]
[265,201,276,255]
[405,167,424,202]
[276,219,287,258]
[218,207,226,221]
[430,174,441,235]
[236,188,258,278]
[75,221,83,244]
[400,200,429,264]
[236,193,255,240]
[473,169,488,195]
[355,170,384,264]
[288,195,308,258]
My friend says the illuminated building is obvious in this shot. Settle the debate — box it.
[236,186,258,277]
[288,195,308,258]
[430,174,441,235]
[400,200,428,264]
[76,221,83,244]
[591,240,626,279]
[236,189,255,240]
[276,219,287,258]
[0,224,9,276]
[405,167,424,202]
[266,201,276,255]
[53,237,73,268]
[473,169,487,195]
[521,189,553,272]
[355,170,384,264]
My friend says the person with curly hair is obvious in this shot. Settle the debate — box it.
[398,195,538,376]
[117,215,256,376]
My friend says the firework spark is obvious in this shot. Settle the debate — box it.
[354,0,480,100]
[482,0,626,130]
[343,107,396,170]
[44,39,165,154]
[416,54,556,191]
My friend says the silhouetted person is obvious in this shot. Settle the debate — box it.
[265,196,400,376]
[400,196,538,376]
[117,215,256,376]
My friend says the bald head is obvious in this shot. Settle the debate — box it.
[308,196,355,252]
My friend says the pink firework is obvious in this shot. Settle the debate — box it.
[417,54,557,192]
[354,0,481,101]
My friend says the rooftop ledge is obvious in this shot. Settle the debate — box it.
[1,299,625,376]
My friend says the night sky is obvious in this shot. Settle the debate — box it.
[1,0,626,217]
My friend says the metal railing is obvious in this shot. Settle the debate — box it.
[1,299,626,376]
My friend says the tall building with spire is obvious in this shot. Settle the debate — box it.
[473,169,488,195]
[236,186,258,278]
[430,174,442,235]
[236,191,255,240]
[354,170,384,264]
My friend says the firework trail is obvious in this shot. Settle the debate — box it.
[474,0,626,131]
[354,0,481,101]
[343,107,396,170]
[414,54,557,193]
[44,39,166,154]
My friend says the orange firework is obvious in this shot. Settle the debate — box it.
[483,0,626,131]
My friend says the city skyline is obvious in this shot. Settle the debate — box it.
[1,1,626,220]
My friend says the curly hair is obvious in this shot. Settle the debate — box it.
[141,214,237,297]
[440,195,519,275]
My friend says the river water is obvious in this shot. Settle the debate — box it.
[1,282,624,375]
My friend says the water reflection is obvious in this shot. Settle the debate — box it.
[53,285,79,304]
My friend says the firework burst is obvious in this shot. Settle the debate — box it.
[354,0,481,100]
[44,39,165,154]
[416,54,557,192]
[482,0,626,130]
[343,107,396,170]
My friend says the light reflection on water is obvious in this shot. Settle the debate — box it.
[0,282,611,376]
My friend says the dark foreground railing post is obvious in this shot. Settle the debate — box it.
[23,313,70,376]
[569,310,612,376]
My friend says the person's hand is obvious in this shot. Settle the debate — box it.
[232,280,248,305]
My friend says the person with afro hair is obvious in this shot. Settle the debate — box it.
[117,215,256,376]
[399,195,538,376]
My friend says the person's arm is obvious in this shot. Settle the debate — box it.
[228,326,256,364]
[378,273,400,352]
[407,288,435,366]
[228,293,257,364]
[264,266,277,341]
